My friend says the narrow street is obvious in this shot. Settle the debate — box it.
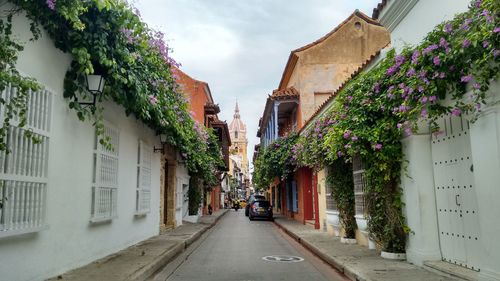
[153,211,348,281]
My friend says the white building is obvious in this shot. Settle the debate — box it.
[0,9,189,281]
[375,0,500,280]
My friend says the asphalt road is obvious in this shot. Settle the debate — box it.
[153,209,348,281]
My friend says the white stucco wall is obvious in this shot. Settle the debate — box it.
[382,0,470,51]
[379,1,500,278]
[0,10,161,281]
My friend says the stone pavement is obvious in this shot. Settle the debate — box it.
[48,209,228,281]
[273,216,462,281]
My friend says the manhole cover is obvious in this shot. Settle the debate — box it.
[262,255,304,262]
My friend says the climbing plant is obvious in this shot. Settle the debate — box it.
[0,0,224,185]
[253,134,298,191]
[326,160,357,239]
[295,0,499,252]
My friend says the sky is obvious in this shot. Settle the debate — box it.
[135,0,380,170]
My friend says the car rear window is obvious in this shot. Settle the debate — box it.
[253,201,270,207]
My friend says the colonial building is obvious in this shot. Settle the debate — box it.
[228,102,249,198]
[174,68,231,215]
[256,10,390,229]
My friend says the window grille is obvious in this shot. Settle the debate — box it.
[325,180,338,211]
[136,140,151,215]
[91,123,119,222]
[0,87,51,238]
[352,155,366,216]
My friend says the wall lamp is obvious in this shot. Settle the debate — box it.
[154,134,167,153]
[79,74,105,108]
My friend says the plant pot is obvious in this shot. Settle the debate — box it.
[380,251,406,260]
[340,237,357,244]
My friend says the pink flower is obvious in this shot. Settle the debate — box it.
[374,143,383,150]
[421,109,428,118]
[461,75,473,83]
[433,56,441,66]
[337,151,343,158]
[463,39,471,48]
[351,136,358,141]
[149,95,158,105]
[46,0,56,10]
[405,127,413,136]
[483,41,490,48]
[444,23,453,33]
[420,96,428,104]
[343,130,351,139]
[429,96,437,102]
[397,123,403,129]
[473,83,481,90]
[494,27,500,33]
[451,108,462,116]
[344,144,351,149]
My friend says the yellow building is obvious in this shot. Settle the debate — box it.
[228,102,249,196]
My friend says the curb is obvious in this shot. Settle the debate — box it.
[274,219,365,281]
[128,242,185,281]
[136,210,228,281]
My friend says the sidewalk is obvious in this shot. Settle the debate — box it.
[274,216,458,281]
[49,209,228,281]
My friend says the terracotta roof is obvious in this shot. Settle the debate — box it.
[372,0,388,20]
[271,87,300,100]
[299,48,386,135]
[257,87,300,137]
[278,10,382,90]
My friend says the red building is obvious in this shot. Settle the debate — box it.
[174,68,231,214]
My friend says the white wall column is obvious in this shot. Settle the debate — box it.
[469,102,500,281]
[401,134,441,265]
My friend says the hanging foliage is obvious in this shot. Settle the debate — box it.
[326,160,357,239]
[295,0,498,252]
[0,0,224,185]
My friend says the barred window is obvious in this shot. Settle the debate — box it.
[352,155,366,216]
[325,180,338,211]
[136,140,151,215]
[0,87,51,238]
[91,123,119,222]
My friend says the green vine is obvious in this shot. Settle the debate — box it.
[0,0,225,185]
[294,0,498,252]
[253,134,298,191]
[326,160,357,239]
[188,176,202,216]
[0,13,41,151]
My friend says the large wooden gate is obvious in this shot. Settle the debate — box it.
[431,115,481,271]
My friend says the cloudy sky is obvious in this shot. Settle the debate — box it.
[135,0,380,169]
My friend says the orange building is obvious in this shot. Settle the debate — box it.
[174,68,231,214]
[256,11,390,227]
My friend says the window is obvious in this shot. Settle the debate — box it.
[235,131,238,139]
[0,88,52,238]
[136,140,151,215]
[352,155,366,216]
[325,179,338,211]
[91,123,119,222]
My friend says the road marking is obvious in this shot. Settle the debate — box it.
[262,255,304,262]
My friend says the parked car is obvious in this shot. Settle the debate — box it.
[245,194,266,216]
[248,200,273,221]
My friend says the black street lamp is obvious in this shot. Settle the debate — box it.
[79,74,106,108]
[154,133,167,153]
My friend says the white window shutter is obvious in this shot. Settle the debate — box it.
[0,87,51,238]
[136,140,151,215]
[91,122,119,222]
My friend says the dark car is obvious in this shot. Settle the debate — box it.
[245,194,266,216]
[248,200,273,221]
